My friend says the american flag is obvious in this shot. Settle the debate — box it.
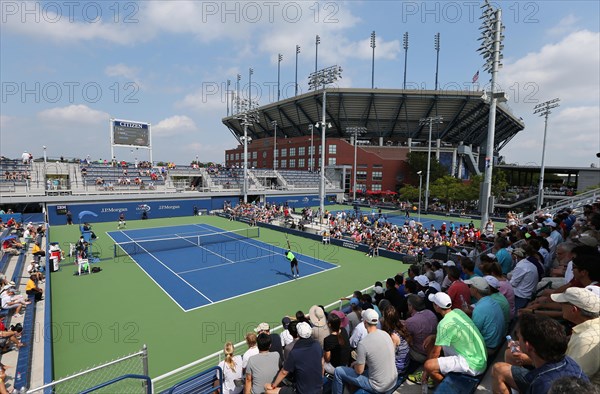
[472,70,479,83]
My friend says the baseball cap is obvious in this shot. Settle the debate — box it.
[361,309,379,325]
[486,253,496,260]
[464,276,490,292]
[551,287,600,313]
[574,232,599,247]
[281,317,291,330]
[512,248,526,258]
[443,260,456,267]
[350,297,360,306]
[414,275,430,287]
[428,292,452,309]
[484,275,500,289]
[429,281,441,292]
[254,322,270,333]
[585,285,600,299]
[296,322,312,339]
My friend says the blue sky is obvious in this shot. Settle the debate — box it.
[1,1,599,168]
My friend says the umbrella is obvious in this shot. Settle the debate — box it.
[424,245,459,261]
[1,235,17,241]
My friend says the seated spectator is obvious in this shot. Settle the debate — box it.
[31,241,45,259]
[255,323,283,361]
[492,313,589,394]
[549,288,600,387]
[323,312,351,374]
[214,343,243,394]
[309,305,329,348]
[510,244,541,311]
[445,266,471,310]
[403,294,438,364]
[0,316,25,352]
[0,288,29,317]
[25,275,43,302]
[244,333,280,394]
[464,277,506,351]
[280,317,294,348]
[483,275,511,332]
[381,305,411,378]
[418,292,487,386]
[283,321,299,361]
[265,322,323,394]
[333,309,398,394]
[481,261,516,320]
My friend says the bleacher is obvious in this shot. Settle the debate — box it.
[81,162,165,191]
[0,159,31,192]
[277,169,329,188]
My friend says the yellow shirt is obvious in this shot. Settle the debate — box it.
[32,244,42,254]
[566,317,600,387]
[25,279,37,292]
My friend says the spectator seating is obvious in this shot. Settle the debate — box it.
[162,366,223,394]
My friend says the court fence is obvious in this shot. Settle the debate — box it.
[27,346,149,394]
[151,285,375,393]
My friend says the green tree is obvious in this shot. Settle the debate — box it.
[406,152,447,186]
[399,184,420,202]
[430,176,464,206]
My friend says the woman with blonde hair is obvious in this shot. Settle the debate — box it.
[215,342,243,394]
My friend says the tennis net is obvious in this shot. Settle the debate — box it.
[113,227,260,257]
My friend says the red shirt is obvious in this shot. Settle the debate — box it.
[447,279,471,310]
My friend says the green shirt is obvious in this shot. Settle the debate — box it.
[490,292,510,332]
[286,251,295,261]
[435,309,487,372]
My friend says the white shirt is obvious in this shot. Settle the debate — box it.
[564,260,574,283]
[349,321,368,348]
[509,258,539,299]
[280,329,294,347]
[241,346,259,370]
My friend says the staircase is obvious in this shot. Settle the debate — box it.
[521,188,600,222]
[457,145,481,176]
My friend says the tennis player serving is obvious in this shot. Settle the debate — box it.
[285,249,300,279]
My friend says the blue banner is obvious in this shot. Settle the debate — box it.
[264,194,336,208]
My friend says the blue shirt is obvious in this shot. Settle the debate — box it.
[284,338,323,394]
[472,296,505,349]
[496,248,513,275]
[525,356,588,394]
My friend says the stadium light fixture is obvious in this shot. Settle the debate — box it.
[533,98,560,210]
[419,116,444,212]
[277,54,283,101]
[434,33,440,91]
[478,0,505,229]
[347,126,368,201]
[272,120,278,170]
[236,74,241,114]
[248,68,254,102]
[315,35,320,75]
[417,170,423,222]
[308,124,314,172]
[309,65,342,221]
[370,31,376,89]
[235,98,260,203]
[403,32,409,89]
[295,45,301,96]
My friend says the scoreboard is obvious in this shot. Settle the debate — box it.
[112,120,150,147]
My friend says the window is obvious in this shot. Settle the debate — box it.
[328,144,336,154]
[372,171,382,181]
[308,146,315,155]
[298,158,305,168]
[372,184,382,191]
[281,159,287,168]
[357,171,367,180]
[356,184,366,192]
[328,158,336,165]
[235,153,240,160]
[252,161,257,167]
[281,148,287,157]
[289,159,296,168]
[308,158,314,169]
[289,147,296,156]
[252,151,257,159]
[298,147,305,156]
[318,146,322,155]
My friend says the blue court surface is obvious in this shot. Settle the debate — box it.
[107,224,337,311]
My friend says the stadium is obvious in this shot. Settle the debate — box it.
[1,1,600,394]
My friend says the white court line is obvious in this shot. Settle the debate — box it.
[172,233,237,265]
[117,231,214,304]
[176,251,282,275]
[183,265,340,313]
[193,224,335,271]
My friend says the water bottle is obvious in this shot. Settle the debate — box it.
[506,335,521,353]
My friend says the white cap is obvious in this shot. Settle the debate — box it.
[428,292,452,309]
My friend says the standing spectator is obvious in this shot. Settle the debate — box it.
[403,294,438,364]
[242,333,258,372]
[492,314,589,394]
[244,333,280,394]
[309,305,329,348]
[265,322,323,394]
[216,342,243,394]
[417,292,487,386]
[333,309,398,394]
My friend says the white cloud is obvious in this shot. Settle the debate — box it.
[546,15,580,37]
[37,105,108,124]
[0,115,14,129]
[153,115,198,137]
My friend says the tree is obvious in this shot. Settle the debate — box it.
[399,184,420,202]
[406,152,447,186]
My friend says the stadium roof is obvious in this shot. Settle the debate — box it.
[222,88,525,152]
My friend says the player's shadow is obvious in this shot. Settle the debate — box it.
[272,269,294,280]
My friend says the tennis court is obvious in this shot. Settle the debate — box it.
[108,223,337,311]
